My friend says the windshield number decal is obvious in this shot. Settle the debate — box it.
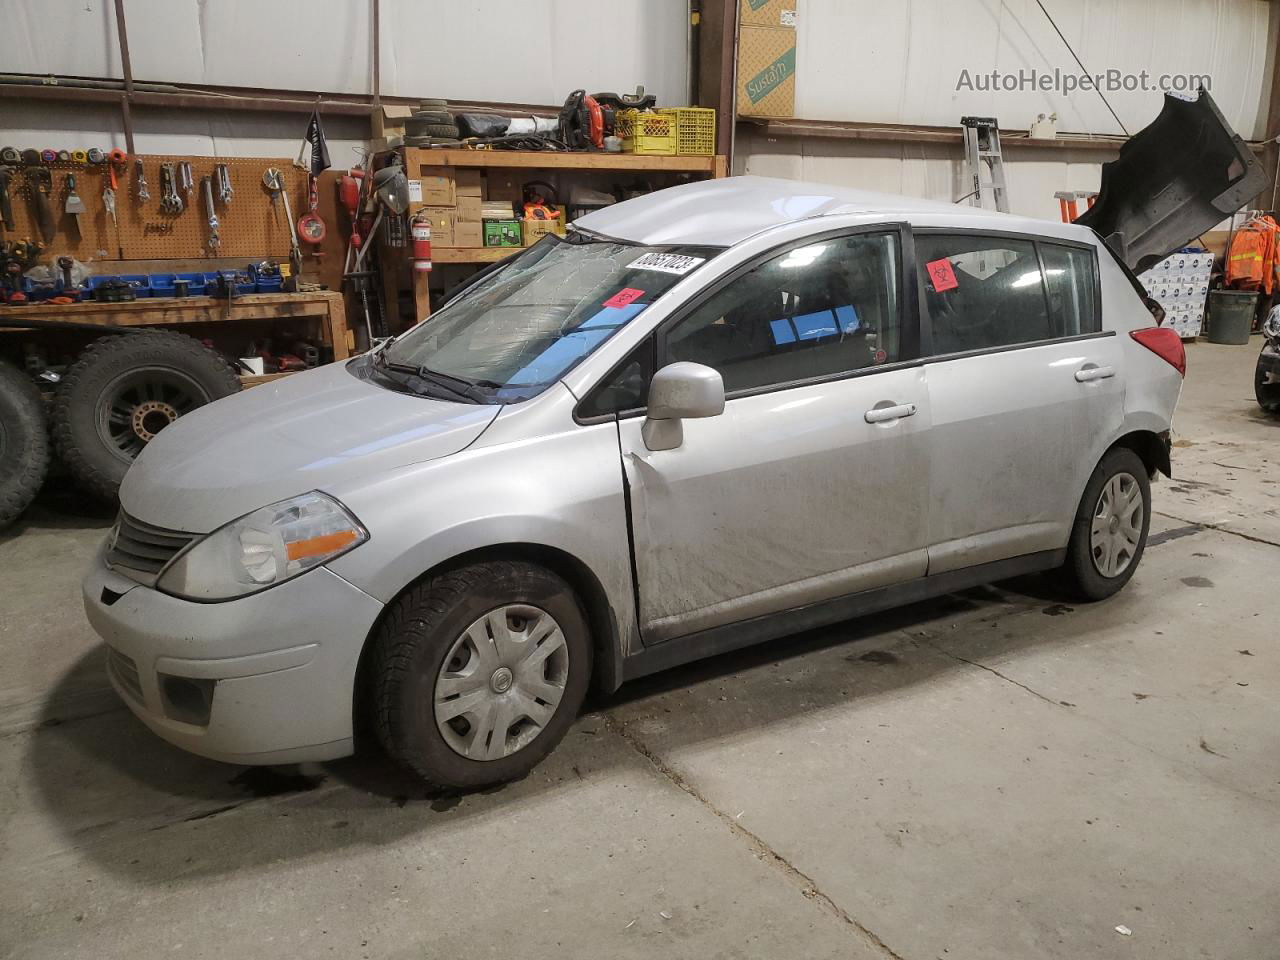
[926,258,959,292]
[603,287,645,309]
[630,252,705,275]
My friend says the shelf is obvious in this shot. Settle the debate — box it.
[404,147,724,174]
[433,247,523,264]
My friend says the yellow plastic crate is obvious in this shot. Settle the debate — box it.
[657,107,716,156]
[616,109,676,156]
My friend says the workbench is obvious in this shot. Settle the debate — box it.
[0,290,352,386]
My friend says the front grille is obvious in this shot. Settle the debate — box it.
[106,511,196,585]
[106,647,144,705]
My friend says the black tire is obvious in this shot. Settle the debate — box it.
[1255,352,1280,412]
[418,98,449,110]
[1052,447,1151,602]
[408,109,452,125]
[0,359,51,530]
[405,118,457,138]
[52,331,240,501]
[371,561,592,789]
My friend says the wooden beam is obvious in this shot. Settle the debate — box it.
[402,148,719,173]
[1258,35,1280,210]
[112,0,136,153]
[696,0,737,162]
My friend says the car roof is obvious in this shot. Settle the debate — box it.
[574,175,1097,248]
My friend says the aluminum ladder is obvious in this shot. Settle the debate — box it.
[960,116,1009,213]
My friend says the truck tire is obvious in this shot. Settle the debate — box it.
[0,359,51,530]
[371,561,592,789]
[52,331,240,501]
[1255,351,1280,412]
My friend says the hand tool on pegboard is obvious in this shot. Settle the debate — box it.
[0,166,14,232]
[263,167,302,281]
[215,163,233,204]
[297,174,326,248]
[178,162,193,207]
[103,152,124,226]
[202,175,220,251]
[159,163,182,213]
[27,167,56,243]
[134,156,150,203]
[64,174,86,237]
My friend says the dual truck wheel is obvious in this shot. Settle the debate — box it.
[0,331,239,528]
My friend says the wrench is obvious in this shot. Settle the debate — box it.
[203,176,220,250]
[215,163,233,204]
[135,157,150,202]
[159,162,182,213]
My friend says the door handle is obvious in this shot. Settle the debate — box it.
[864,402,917,424]
[1075,365,1115,383]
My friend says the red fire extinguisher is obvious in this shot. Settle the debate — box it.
[410,212,432,273]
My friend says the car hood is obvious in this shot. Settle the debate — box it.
[120,360,500,533]
[1078,90,1266,274]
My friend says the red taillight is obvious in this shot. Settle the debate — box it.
[1131,327,1186,378]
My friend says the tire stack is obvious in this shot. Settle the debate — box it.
[404,99,460,146]
[0,330,240,530]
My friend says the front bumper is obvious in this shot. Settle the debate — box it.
[82,549,385,765]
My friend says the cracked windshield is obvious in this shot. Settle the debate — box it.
[382,235,718,402]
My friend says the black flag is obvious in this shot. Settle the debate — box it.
[303,109,331,175]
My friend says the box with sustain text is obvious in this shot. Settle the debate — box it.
[738,24,796,118]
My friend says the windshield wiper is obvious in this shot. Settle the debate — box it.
[417,366,494,404]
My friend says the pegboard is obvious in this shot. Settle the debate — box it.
[2,155,310,263]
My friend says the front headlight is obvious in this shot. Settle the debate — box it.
[156,492,368,601]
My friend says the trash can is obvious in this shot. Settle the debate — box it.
[1205,290,1258,344]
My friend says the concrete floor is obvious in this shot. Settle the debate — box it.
[2,339,1277,960]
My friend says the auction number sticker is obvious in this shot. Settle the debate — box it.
[630,252,706,275]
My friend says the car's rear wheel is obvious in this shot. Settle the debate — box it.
[1052,447,1151,602]
[370,561,591,789]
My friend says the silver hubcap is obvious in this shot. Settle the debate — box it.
[434,604,569,762]
[1090,472,1143,578]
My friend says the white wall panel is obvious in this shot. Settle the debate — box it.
[796,0,1276,139]
[1,0,688,106]
[736,128,1108,222]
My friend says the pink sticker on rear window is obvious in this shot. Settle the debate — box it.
[926,258,959,292]
[603,287,645,309]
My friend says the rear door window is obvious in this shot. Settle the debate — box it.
[1040,243,1100,336]
[917,236,1051,355]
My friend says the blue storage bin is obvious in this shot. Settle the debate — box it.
[88,274,152,298]
[254,276,284,293]
[211,270,255,294]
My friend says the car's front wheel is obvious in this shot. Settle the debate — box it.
[1053,447,1151,602]
[370,561,592,789]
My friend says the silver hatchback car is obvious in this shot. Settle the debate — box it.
[83,95,1260,787]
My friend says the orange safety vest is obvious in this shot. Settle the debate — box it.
[1228,216,1280,294]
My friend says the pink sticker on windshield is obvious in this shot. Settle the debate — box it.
[604,287,644,309]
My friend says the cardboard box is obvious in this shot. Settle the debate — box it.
[454,169,482,197]
[484,219,523,247]
[414,206,454,246]
[740,0,797,28]
[738,24,796,118]
[416,166,456,206]
[454,220,483,248]
[522,218,566,245]
[455,195,482,223]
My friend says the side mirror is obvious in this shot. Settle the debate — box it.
[642,362,725,451]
